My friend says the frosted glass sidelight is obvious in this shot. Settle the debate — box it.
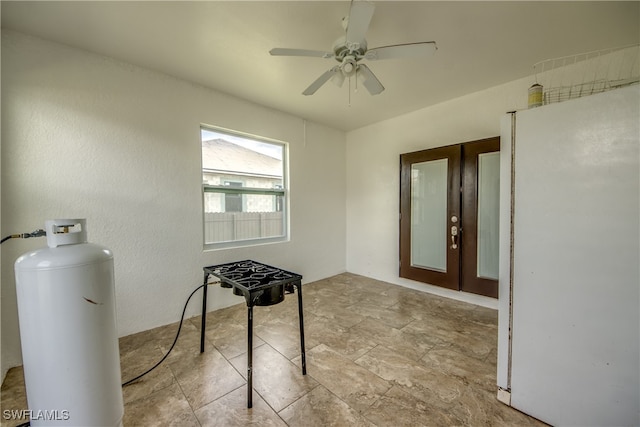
[411,159,448,271]
[477,152,500,279]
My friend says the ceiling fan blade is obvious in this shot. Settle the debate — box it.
[365,42,437,61]
[270,48,334,59]
[303,66,341,95]
[357,64,384,95]
[346,1,375,44]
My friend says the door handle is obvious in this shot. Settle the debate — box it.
[450,225,458,249]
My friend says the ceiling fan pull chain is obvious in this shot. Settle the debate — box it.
[355,67,359,93]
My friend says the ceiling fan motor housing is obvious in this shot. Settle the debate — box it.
[333,36,367,61]
[333,36,367,76]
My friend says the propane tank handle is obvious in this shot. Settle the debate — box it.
[45,219,87,248]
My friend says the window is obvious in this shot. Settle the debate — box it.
[223,181,243,212]
[201,126,288,249]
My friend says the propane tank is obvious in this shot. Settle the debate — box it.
[14,219,124,426]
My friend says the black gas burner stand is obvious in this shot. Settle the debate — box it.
[200,260,306,408]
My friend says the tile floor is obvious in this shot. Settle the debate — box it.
[1,273,545,426]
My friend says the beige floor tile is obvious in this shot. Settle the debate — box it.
[304,314,377,361]
[254,318,309,361]
[355,344,466,407]
[307,302,367,329]
[1,367,29,427]
[345,300,415,329]
[1,273,546,427]
[401,316,495,361]
[350,317,438,361]
[195,386,287,426]
[466,305,500,328]
[123,383,199,427]
[203,318,266,360]
[120,341,176,405]
[228,344,317,412]
[453,384,548,426]
[154,320,214,364]
[302,286,354,311]
[421,345,497,392]
[252,297,302,328]
[364,385,466,427]
[278,385,376,427]
[169,346,246,411]
[0,367,27,406]
[296,343,391,412]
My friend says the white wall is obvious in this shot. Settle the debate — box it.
[346,73,535,308]
[1,30,346,378]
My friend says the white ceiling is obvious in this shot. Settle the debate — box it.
[2,1,638,131]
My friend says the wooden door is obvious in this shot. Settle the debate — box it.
[400,137,499,298]
[461,137,500,298]
[400,144,461,290]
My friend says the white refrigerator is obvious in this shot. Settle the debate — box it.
[497,85,639,426]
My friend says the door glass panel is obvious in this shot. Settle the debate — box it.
[477,152,500,279]
[411,159,448,271]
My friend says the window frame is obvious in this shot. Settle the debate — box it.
[201,125,290,251]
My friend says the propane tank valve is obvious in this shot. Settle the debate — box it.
[21,229,46,239]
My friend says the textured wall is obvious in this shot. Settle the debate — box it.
[1,30,346,377]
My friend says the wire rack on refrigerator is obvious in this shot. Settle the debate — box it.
[532,44,640,105]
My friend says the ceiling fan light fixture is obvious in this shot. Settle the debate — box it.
[343,62,354,74]
[341,55,358,76]
[270,0,437,97]
[331,71,346,87]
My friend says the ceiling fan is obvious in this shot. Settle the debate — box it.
[269,0,437,96]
